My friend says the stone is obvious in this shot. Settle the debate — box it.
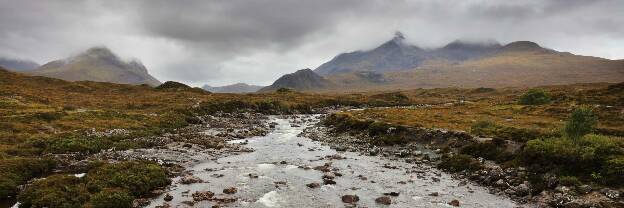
[223,187,237,194]
[383,192,400,196]
[428,192,439,197]
[179,175,203,184]
[449,199,460,207]
[192,191,214,201]
[306,182,320,188]
[375,196,392,205]
[163,193,173,202]
[323,179,336,185]
[341,195,360,204]
[132,198,150,208]
[577,185,591,194]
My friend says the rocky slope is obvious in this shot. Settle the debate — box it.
[202,83,264,93]
[30,47,161,86]
[259,69,331,92]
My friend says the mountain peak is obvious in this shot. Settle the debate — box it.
[443,39,501,50]
[259,68,330,92]
[83,47,116,59]
[502,41,543,51]
[392,31,405,42]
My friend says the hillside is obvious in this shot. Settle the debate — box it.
[0,57,39,72]
[202,83,264,93]
[29,47,161,86]
[309,37,624,92]
[259,68,331,92]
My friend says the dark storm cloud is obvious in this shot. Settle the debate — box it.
[0,0,622,86]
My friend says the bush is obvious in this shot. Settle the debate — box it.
[86,161,170,196]
[0,158,56,199]
[520,134,623,184]
[17,175,90,208]
[558,176,580,186]
[438,154,483,172]
[90,189,134,208]
[564,108,597,140]
[460,142,514,163]
[470,120,546,142]
[518,89,551,105]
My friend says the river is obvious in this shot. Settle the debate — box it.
[148,115,520,208]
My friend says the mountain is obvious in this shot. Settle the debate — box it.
[315,32,429,76]
[0,57,40,71]
[259,69,331,92]
[202,83,264,93]
[29,47,161,86]
[301,36,624,91]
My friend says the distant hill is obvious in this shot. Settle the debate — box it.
[29,47,161,86]
[0,57,40,72]
[298,32,624,91]
[259,69,331,92]
[202,83,264,93]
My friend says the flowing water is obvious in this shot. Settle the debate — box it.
[149,115,520,208]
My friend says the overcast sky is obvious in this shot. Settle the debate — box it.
[0,0,622,86]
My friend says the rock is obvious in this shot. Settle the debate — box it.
[306,182,321,188]
[192,191,214,201]
[322,173,335,180]
[458,181,468,186]
[248,173,259,178]
[180,201,194,206]
[163,193,173,202]
[223,187,237,194]
[279,161,288,164]
[132,198,150,208]
[577,185,591,194]
[428,192,439,197]
[449,199,460,207]
[513,182,530,196]
[375,196,392,205]
[179,175,203,184]
[600,188,620,199]
[383,192,400,196]
[334,145,347,152]
[341,195,360,204]
[323,179,336,185]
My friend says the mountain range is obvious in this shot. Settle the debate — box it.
[0,57,40,72]
[261,33,624,92]
[27,47,161,86]
[202,83,264,93]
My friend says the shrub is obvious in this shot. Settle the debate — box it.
[86,161,170,196]
[90,189,134,208]
[518,89,551,105]
[17,175,90,208]
[603,156,624,185]
[558,176,580,186]
[564,108,597,140]
[438,154,483,172]
[276,87,294,93]
[520,135,623,184]
[460,142,514,163]
[0,158,56,199]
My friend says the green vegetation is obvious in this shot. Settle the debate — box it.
[90,189,134,208]
[438,154,483,172]
[518,88,551,105]
[16,161,168,208]
[0,158,56,199]
[564,107,597,140]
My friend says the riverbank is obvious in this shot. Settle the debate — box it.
[303,113,623,207]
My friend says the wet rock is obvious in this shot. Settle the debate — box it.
[132,198,150,208]
[341,195,360,204]
[448,199,460,207]
[306,182,321,188]
[431,177,440,182]
[375,196,392,205]
[513,182,530,196]
[428,192,439,197]
[279,160,288,164]
[192,191,214,201]
[179,175,203,184]
[383,192,400,196]
[600,188,620,199]
[163,193,173,201]
[180,201,195,206]
[323,179,337,185]
[334,145,347,152]
[458,181,468,186]
[322,173,335,180]
[248,173,259,178]
[223,187,237,194]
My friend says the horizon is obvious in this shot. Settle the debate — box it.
[1,0,623,87]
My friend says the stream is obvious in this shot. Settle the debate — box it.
[149,115,521,207]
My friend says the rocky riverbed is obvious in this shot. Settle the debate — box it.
[302,115,623,208]
[146,114,520,208]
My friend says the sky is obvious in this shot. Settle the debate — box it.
[0,0,623,87]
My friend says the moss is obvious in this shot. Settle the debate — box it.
[438,154,483,172]
[519,88,552,105]
[17,175,90,208]
[85,161,170,196]
[89,188,134,208]
[0,158,56,199]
